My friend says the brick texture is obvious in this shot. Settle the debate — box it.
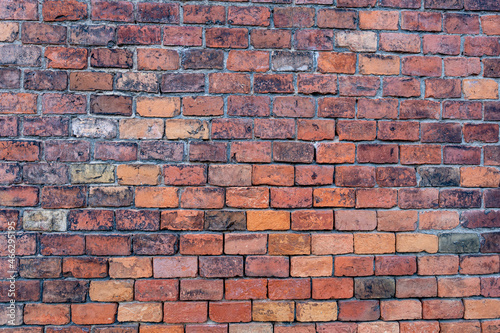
[1,0,499,329]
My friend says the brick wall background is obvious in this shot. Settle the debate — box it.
[0,0,500,332]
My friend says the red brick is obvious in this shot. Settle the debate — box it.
[418,255,459,275]
[360,10,399,30]
[137,49,179,71]
[425,78,462,98]
[312,278,353,299]
[254,74,294,94]
[245,256,289,277]
[252,165,294,186]
[337,120,376,141]
[137,2,179,23]
[0,186,38,206]
[226,187,269,209]
[274,7,314,28]
[317,9,357,29]
[271,187,313,208]
[184,5,225,24]
[43,0,87,22]
[295,165,334,186]
[460,255,499,275]
[85,235,131,256]
[482,15,500,35]
[358,144,398,164]
[153,257,197,278]
[24,304,70,325]
[383,77,421,97]
[339,76,379,97]
[318,52,356,74]
[206,28,248,48]
[180,234,222,255]
[199,257,243,278]
[298,74,337,94]
[164,26,202,46]
[251,29,291,49]
[164,301,207,323]
[396,277,437,298]
[376,256,417,276]
[297,120,336,141]
[72,303,117,325]
[318,97,355,118]
[231,142,271,163]
[402,11,442,31]
[380,32,421,53]
[338,300,380,321]
[292,210,334,231]
[228,6,270,26]
[335,166,375,188]
[181,187,223,209]
[335,256,374,276]
[268,278,311,300]
[464,36,500,56]
[356,188,397,208]
[254,119,294,139]
[313,188,355,208]
[227,50,269,72]
[63,257,107,278]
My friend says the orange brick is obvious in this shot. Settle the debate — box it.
[318,52,356,74]
[296,301,338,322]
[24,304,70,325]
[438,277,480,297]
[247,210,290,231]
[252,301,294,322]
[396,233,438,253]
[164,301,207,323]
[226,187,269,209]
[418,255,459,275]
[377,210,418,232]
[117,302,162,322]
[359,54,400,75]
[359,10,399,30]
[335,256,374,277]
[225,278,267,300]
[419,211,459,230]
[335,210,377,231]
[109,257,152,279]
[117,164,160,185]
[252,165,294,186]
[313,188,355,208]
[209,301,252,323]
[291,210,333,231]
[72,303,118,325]
[268,278,311,300]
[312,278,354,299]
[317,143,356,164]
[461,166,500,187]
[463,79,499,99]
[136,96,180,118]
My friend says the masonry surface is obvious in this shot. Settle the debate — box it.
[0,0,499,332]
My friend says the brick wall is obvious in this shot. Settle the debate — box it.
[0,0,499,331]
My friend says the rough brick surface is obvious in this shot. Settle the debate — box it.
[1,0,499,329]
